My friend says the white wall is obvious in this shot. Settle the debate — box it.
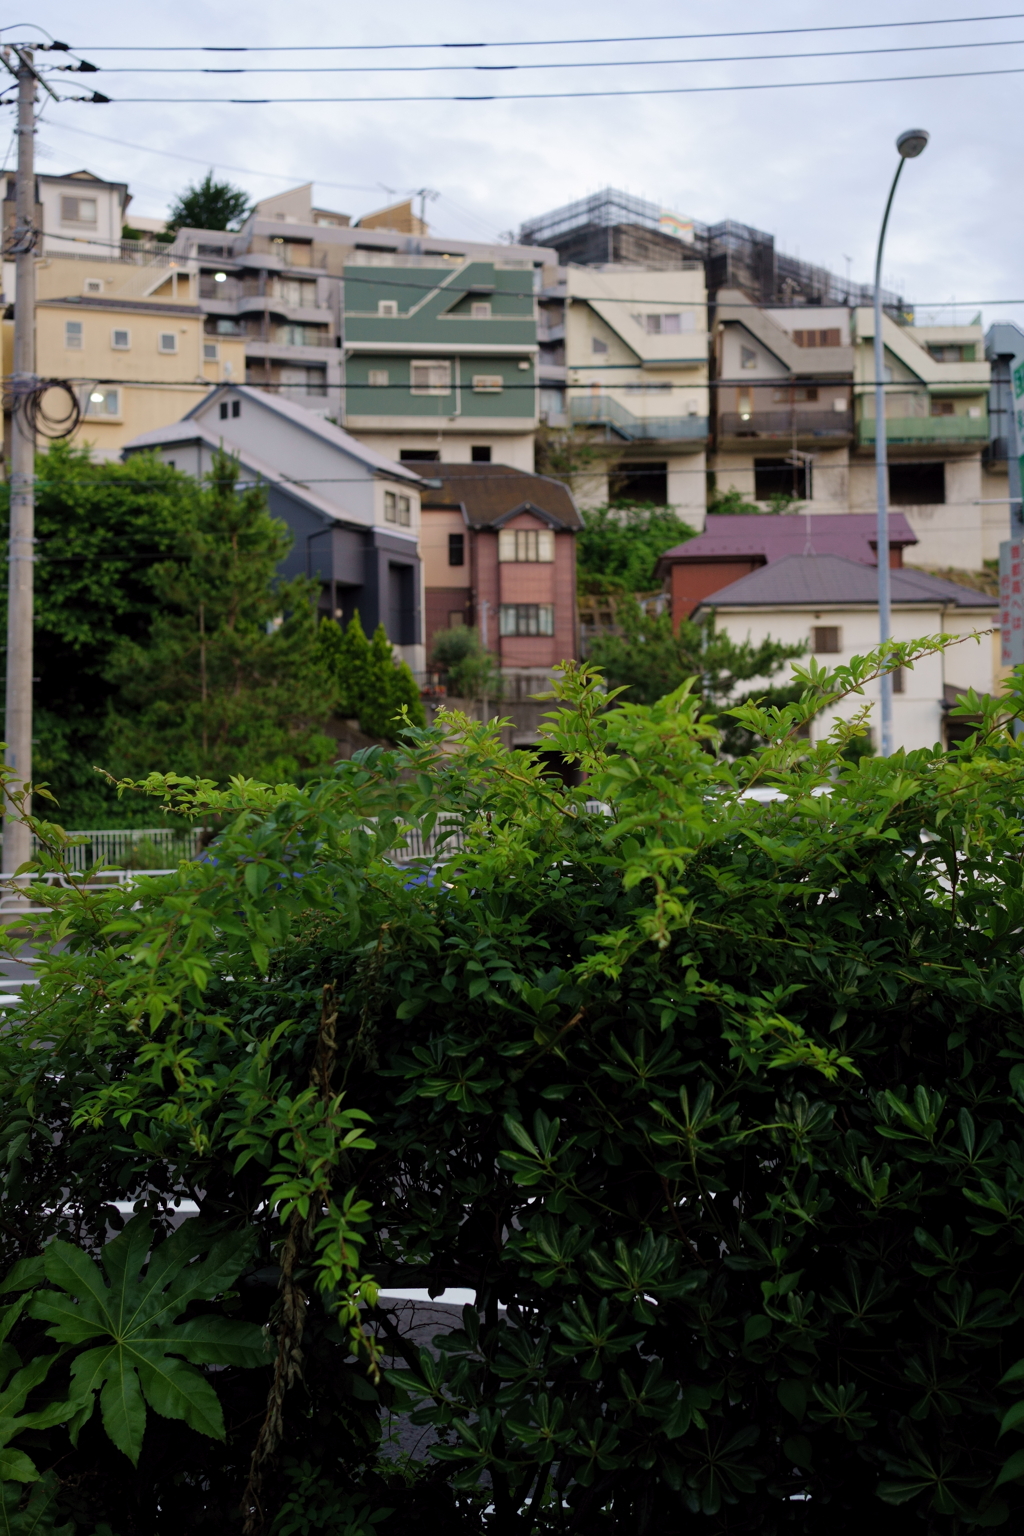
[709,599,997,753]
[348,430,535,472]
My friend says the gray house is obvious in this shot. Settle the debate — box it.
[122,384,430,671]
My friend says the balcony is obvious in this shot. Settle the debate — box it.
[717,409,853,445]
[857,415,989,447]
[570,394,707,443]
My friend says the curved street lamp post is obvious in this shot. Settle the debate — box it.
[874,127,929,756]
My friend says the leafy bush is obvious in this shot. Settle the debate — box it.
[319,614,426,741]
[2,640,1024,1533]
[576,505,696,594]
[429,627,504,703]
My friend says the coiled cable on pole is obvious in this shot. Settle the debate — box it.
[3,375,82,440]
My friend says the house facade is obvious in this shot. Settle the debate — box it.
[419,463,580,724]
[692,554,997,753]
[121,384,428,671]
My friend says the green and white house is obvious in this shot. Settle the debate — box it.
[341,258,538,470]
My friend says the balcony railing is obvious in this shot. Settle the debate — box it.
[718,409,853,440]
[570,395,708,442]
[857,415,989,446]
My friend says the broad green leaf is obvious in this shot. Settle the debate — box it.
[0,1471,74,1536]
[30,1218,263,1464]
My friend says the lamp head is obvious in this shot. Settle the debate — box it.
[896,128,929,159]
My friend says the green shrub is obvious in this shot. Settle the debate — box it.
[2,639,1023,1532]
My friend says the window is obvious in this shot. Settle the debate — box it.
[889,462,945,505]
[399,449,440,462]
[60,195,96,225]
[892,666,905,694]
[411,360,451,396]
[930,399,955,416]
[813,626,841,654]
[792,328,842,348]
[472,375,503,393]
[377,300,398,317]
[384,491,412,526]
[633,313,686,334]
[740,345,757,369]
[772,385,818,403]
[623,382,672,395]
[85,387,119,417]
[368,369,389,387]
[754,458,808,500]
[498,528,555,563]
[220,401,229,420]
[471,445,491,462]
[610,462,668,506]
[65,320,83,350]
[158,332,177,354]
[213,318,242,335]
[927,343,975,363]
[448,533,465,567]
[499,604,555,637]
[448,610,466,627]
[111,328,130,350]
[232,399,241,418]
[591,337,609,355]
[84,278,103,295]
[470,302,492,318]
[203,342,219,362]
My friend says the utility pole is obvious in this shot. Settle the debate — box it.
[3,49,37,876]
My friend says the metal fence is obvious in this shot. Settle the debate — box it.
[0,827,203,873]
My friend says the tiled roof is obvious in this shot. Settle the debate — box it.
[658,512,917,576]
[421,463,583,530]
[694,554,996,611]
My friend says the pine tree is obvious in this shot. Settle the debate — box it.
[318,614,425,741]
[105,452,337,784]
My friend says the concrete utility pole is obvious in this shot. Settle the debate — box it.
[3,49,37,876]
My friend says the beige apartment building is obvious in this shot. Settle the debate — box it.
[710,297,994,569]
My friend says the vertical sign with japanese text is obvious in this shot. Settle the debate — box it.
[1000,539,1024,669]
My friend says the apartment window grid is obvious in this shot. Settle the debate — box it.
[931,399,956,417]
[591,337,609,355]
[812,626,842,655]
[470,301,492,318]
[410,360,451,396]
[472,374,503,393]
[203,342,219,362]
[368,369,389,387]
[83,278,103,295]
[65,320,83,350]
[377,300,398,317]
[384,490,412,527]
[498,528,554,563]
[158,332,178,354]
[633,312,691,334]
[740,345,757,369]
[448,533,465,567]
[111,328,131,351]
[499,603,555,637]
[219,400,241,420]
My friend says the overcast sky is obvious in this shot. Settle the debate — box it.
[13,0,1024,328]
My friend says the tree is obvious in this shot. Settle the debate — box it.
[104,452,337,784]
[166,171,252,233]
[707,486,762,515]
[4,646,1024,1532]
[0,443,203,825]
[429,626,504,705]
[587,599,805,740]
[576,504,696,595]
[318,612,425,741]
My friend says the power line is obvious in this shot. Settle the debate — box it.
[57,13,1024,51]
[64,62,1024,103]
[67,36,1024,73]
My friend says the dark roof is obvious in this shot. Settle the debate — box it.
[693,554,997,612]
[38,296,202,318]
[421,463,582,530]
[657,512,917,576]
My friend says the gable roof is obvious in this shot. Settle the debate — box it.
[183,385,426,486]
[657,512,917,576]
[121,418,379,530]
[421,463,582,530]
[693,554,996,613]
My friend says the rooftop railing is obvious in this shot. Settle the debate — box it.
[718,409,854,439]
[570,395,708,442]
[857,415,989,445]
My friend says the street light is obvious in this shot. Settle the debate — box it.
[874,127,929,756]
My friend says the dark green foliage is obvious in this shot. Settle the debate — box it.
[319,614,425,741]
[3,649,1024,1530]
[166,171,251,233]
[105,452,337,784]
[576,504,696,594]
[587,599,805,743]
[0,444,200,824]
[706,486,762,515]
[428,627,504,703]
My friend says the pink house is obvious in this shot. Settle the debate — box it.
[421,464,581,675]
